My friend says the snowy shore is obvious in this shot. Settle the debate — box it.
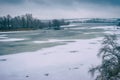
[0,25,119,80]
[0,37,102,80]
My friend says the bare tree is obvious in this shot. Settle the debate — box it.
[89,35,120,80]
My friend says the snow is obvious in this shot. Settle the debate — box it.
[0,25,119,80]
[84,32,99,34]
[33,39,65,43]
[0,37,102,80]
[104,29,120,35]
[0,38,27,42]
[69,27,90,30]
[90,26,116,30]
[115,30,120,35]
[61,24,76,28]
[0,36,8,39]
[0,31,29,33]
[0,35,27,41]
[33,39,78,43]
[0,35,8,38]
[0,34,7,37]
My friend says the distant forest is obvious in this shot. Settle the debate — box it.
[0,14,69,31]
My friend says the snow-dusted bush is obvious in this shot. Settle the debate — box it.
[89,35,120,80]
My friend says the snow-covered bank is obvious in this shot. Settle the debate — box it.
[33,39,79,44]
[0,38,28,42]
[0,37,102,80]
[0,36,8,39]
[90,26,116,30]
[0,34,8,39]
[0,34,28,42]
[0,31,31,33]
[0,24,119,80]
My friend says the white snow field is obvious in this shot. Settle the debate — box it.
[0,25,119,80]
[33,39,80,44]
[0,38,102,80]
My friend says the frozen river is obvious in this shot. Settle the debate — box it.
[0,24,119,80]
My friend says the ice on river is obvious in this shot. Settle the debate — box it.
[0,37,102,80]
[0,38,27,42]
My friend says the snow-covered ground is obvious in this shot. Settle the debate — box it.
[0,37,102,80]
[61,24,77,28]
[33,39,80,44]
[0,38,27,42]
[90,26,116,30]
[0,31,30,34]
[0,25,119,80]
[0,35,8,39]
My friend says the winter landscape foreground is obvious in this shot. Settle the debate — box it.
[0,24,120,80]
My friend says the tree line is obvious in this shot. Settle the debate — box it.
[0,14,69,31]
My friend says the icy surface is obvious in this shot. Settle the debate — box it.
[0,35,8,39]
[33,39,79,43]
[90,26,116,30]
[0,37,102,80]
[0,38,27,42]
[0,25,119,80]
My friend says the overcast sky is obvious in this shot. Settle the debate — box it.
[0,0,120,19]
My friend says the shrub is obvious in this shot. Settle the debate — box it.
[89,35,120,80]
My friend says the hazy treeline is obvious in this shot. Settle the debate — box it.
[71,18,120,23]
[0,14,69,31]
[117,21,120,26]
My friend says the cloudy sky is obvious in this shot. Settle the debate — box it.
[0,0,120,19]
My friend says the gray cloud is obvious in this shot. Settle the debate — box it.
[0,0,24,4]
[0,0,120,19]
[30,0,120,6]
[0,0,120,6]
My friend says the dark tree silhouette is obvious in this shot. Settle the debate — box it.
[89,35,120,80]
[52,19,61,30]
[0,14,69,31]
